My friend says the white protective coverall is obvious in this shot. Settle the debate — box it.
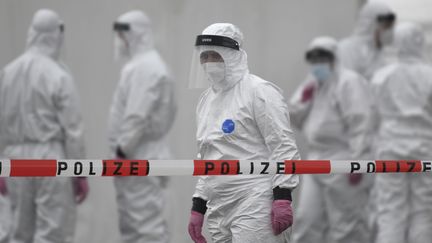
[0,9,85,243]
[108,10,176,243]
[290,37,374,243]
[372,22,432,243]
[0,194,10,243]
[338,1,396,80]
[193,23,300,243]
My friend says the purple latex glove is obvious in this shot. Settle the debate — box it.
[0,178,7,196]
[301,83,316,103]
[73,177,89,204]
[348,174,363,186]
[188,211,207,243]
[271,200,293,235]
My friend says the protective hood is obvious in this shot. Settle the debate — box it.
[307,36,338,56]
[395,22,426,61]
[189,23,249,91]
[26,9,64,60]
[306,36,339,83]
[354,1,394,37]
[114,10,154,60]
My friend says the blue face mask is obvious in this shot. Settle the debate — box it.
[310,63,332,83]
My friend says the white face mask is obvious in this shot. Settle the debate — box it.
[378,28,394,46]
[202,62,225,85]
[310,63,333,84]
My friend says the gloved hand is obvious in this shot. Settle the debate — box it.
[188,211,207,243]
[301,83,316,103]
[271,200,293,235]
[73,177,89,204]
[348,174,363,186]
[0,178,7,196]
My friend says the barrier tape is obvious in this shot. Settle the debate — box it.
[0,160,431,177]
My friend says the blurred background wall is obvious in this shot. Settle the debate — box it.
[0,0,430,242]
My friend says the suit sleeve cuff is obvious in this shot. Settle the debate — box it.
[273,186,292,201]
[191,197,208,215]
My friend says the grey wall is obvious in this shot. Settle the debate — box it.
[0,1,360,242]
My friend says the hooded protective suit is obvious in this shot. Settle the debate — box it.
[371,22,432,243]
[338,1,396,80]
[0,194,10,243]
[290,37,374,243]
[191,23,300,243]
[108,10,176,243]
[0,9,85,243]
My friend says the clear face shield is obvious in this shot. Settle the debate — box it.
[188,35,240,89]
[45,23,66,61]
[376,13,397,47]
[113,22,131,61]
[57,24,66,59]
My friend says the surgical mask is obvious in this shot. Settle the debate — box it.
[202,62,225,85]
[310,63,332,83]
[378,28,394,46]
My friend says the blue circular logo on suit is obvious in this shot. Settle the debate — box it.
[222,119,235,134]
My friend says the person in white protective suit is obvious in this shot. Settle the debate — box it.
[289,37,375,243]
[0,181,9,243]
[187,23,300,243]
[108,10,177,243]
[338,1,397,80]
[0,9,88,243]
[371,22,432,243]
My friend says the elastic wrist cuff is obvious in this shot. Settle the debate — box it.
[192,197,207,215]
[273,186,292,200]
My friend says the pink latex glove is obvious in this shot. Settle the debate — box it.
[188,211,207,243]
[271,200,293,235]
[0,178,7,196]
[73,177,89,204]
[301,83,316,103]
[348,174,363,186]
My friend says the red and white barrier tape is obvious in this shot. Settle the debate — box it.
[0,160,431,177]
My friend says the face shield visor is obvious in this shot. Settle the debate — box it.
[113,22,131,61]
[188,35,240,89]
[377,13,396,29]
[376,13,396,47]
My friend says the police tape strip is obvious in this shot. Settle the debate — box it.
[0,160,431,177]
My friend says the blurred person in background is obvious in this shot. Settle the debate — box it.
[187,23,300,243]
[0,181,9,243]
[371,22,432,243]
[338,1,397,80]
[338,1,398,237]
[289,36,374,243]
[108,10,177,243]
[0,9,88,243]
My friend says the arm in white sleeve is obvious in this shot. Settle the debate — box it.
[192,177,209,201]
[337,73,374,159]
[54,74,85,159]
[254,83,300,190]
[288,78,315,129]
[108,74,128,157]
[117,69,163,156]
